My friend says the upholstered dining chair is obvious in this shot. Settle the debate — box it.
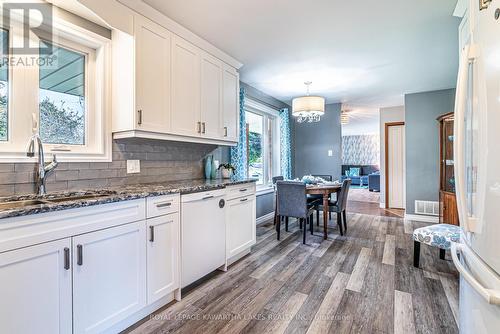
[314,179,351,236]
[275,181,317,244]
[272,176,285,226]
[311,174,334,221]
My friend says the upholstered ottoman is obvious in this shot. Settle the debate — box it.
[412,224,461,268]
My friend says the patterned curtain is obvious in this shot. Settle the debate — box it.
[230,87,248,179]
[279,108,292,179]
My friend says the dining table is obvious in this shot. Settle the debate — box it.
[306,183,342,239]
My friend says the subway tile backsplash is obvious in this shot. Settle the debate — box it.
[0,138,228,196]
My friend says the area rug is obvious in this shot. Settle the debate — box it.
[348,188,380,203]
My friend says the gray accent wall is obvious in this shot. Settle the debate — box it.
[405,88,455,214]
[293,103,342,180]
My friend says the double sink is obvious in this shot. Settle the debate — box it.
[0,192,117,211]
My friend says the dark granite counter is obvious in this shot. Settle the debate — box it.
[0,178,257,220]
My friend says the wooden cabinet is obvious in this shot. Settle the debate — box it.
[0,239,72,334]
[72,222,146,334]
[222,64,240,142]
[200,51,223,139]
[226,194,256,260]
[112,13,240,145]
[135,15,172,133]
[171,35,201,137]
[438,112,459,226]
[146,213,180,304]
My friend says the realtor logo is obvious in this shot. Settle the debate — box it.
[1,2,53,55]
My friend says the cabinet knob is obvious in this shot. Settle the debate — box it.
[64,247,70,270]
[77,244,83,266]
[202,122,206,134]
[149,226,155,243]
[197,121,201,133]
[224,127,228,137]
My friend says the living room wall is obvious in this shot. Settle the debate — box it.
[342,134,380,165]
[405,88,456,215]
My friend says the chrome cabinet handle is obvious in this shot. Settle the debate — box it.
[156,201,172,208]
[202,195,214,200]
[240,198,248,202]
[202,122,206,134]
[239,188,248,192]
[137,109,143,125]
[77,244,83,266]
[149,226,155,242]
[224,127,228,137]
[197,121,201,133]
[64,247,70,270]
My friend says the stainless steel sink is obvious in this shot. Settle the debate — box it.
[0,199,49,210]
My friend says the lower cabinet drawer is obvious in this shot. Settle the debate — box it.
[146,194,180,218]
[226,183,256,201]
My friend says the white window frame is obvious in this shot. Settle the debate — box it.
[245,97,281,193]
[0,12,111,162]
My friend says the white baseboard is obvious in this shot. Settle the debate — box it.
[256,212,275,225]
[404,213,439,224]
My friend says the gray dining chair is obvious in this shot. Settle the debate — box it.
[276,181,318,244]
[314,179,351,236]
[311,174,334,220]
[272,176,285,226]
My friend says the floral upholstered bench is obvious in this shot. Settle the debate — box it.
[412,223,461,268]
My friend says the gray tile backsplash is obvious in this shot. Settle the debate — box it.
[0,138,229,196]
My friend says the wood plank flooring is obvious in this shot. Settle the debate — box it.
[124,212,459,334]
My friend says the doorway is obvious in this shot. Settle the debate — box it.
[385,122,405,209]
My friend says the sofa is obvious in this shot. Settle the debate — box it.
[340,165,379,187]
[368,172,380,192]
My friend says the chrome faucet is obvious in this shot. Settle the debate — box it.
[26,134,59,196]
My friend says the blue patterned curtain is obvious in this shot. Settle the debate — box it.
[279,108,292,179]
[230,87,248,179]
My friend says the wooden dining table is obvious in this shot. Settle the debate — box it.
[306,183,342,239]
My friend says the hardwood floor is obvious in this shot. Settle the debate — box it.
[124,212,458,334]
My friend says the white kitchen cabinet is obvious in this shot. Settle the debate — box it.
[146,212,180,304]
[135,15,172,133]
[226,194,256,260]
[0,238,72,334]
[200,51,223,139]
[171,35,201,137]
[222,64,240,142]
[72,222,146,334]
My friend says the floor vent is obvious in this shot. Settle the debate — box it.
[415,200,439,216]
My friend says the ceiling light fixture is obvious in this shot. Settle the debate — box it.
[340,106,350,125]
[292,81,325,123]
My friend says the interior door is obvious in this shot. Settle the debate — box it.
[222,65,239,142]
[146,213,180,304]
[135,15,171,133]
[386,123,405,209]
[0,238,72,334]
[72,222,146,334]
[200,51,223,139]
[171,35,201,137]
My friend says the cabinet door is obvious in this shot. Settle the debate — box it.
[226,195,256,258]
[72,222,146,334]
[135,15,171,133]
[171,35,201,137]
[0,239,72,334]
[146,213,180,304]
[200,51,223,139]
[222,64,240,142]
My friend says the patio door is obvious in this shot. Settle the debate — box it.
[385,122,405,209]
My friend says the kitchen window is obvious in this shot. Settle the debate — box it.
[245,98,280,188]
[0,16,111,162]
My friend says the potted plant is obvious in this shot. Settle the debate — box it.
[218,163,236,179]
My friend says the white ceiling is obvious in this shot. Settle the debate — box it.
[144,0,460,108]
[342,107,380,136]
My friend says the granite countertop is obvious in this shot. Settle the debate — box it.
[0,178,257,220]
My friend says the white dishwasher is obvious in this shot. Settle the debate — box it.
[181,189,226,287]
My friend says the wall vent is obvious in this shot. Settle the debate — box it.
[415,200,439,216]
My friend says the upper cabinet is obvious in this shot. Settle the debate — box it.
[112,12,241,146]
[135,16,172,133]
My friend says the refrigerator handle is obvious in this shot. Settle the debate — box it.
[451,243,500,305]
[454,45,480,233]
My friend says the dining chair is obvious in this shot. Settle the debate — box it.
[314,179,351,236]
[272,176,285,226]
[275,181,317,244]
[311,174,333,221]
